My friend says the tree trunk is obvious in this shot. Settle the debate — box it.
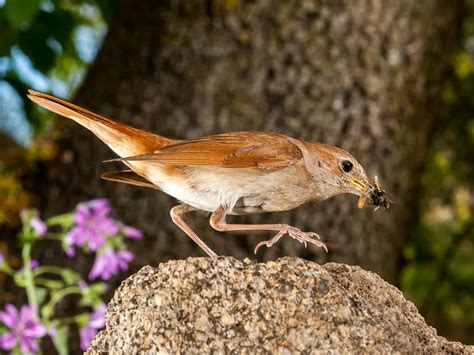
[43,0,460,282]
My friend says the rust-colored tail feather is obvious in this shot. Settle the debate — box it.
[101,170,159,190]
[27,89,175,157]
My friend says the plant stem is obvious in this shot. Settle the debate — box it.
[22,242,38,309]
[34,265,69,277]
[46,286,82,311]
[57,313,89,325]
[0,265,15,277]
[34,278,63,289]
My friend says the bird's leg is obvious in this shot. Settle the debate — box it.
[170,204,217,257]
[209,207,328,254]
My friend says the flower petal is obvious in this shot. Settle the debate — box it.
[0,332,17,350]
[88,229,106,251]
[119,250,133,262]
[19,334,39,353]
[88,251,107,280]
[30,217,47,236]
[66,226,87,246]
[98,218,119,236]
[80,326,98,351]
[73,204,91,224]
[19,305,35,325]
[0,304,18,328]
[87,199,111,218]
[88,304,106,329]
[88,248,133,281]
[123,226,143,239]
[23,324,47,338]
[64,245,75,257]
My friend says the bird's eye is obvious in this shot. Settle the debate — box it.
[341,160,353,173]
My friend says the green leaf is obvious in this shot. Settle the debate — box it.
[0,323,8,333]
[18,30,56,73]
[17,9,75,73]
[75,312,89,327]
[41,302,54,319]
[62,269,80,285]
[38,279,64,290]
[51,326,69,355]
[0,10,18,56]
[80,282,107,307]
[4,0,40,29]
[95,0,121,22]
[47,212,74,228]
[35,287,48,306]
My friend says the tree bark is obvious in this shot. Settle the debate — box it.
[43,0,461,282]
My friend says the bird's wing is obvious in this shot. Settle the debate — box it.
[112,132,303,169]
[101,170,160,189]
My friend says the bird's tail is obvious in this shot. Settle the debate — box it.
[27,89,175,158]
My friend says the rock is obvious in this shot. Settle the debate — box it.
[86,257,472,353]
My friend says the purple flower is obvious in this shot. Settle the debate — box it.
[0,304,47,353]
[64,245,75,258]
[123,226,143,240]
[79,304,106,351]
[0,252,4,265]
[19,259,40,272]
[30,217,47,236]
[79,326,96,351]
[88,248,133,281]
[20,209,47,237]
[66,199,119,252]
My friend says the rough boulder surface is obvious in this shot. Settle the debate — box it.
[87,257,472,353]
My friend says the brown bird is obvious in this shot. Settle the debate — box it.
[28,89,389,257]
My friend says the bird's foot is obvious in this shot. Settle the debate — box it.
[254,224,328,254]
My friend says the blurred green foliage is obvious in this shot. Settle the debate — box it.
[0,0,119,135]
[401,0,474,344]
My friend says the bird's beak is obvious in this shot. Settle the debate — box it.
[349,178,369,193]
[349,178,371,209]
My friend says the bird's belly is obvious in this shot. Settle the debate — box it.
[140,164,313,214]
[136,165,218,211]
[160,176,252,213]
[160,181,227,212]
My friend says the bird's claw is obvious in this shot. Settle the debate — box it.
[254,225,328,254]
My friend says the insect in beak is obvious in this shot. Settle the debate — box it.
[348,178,372,209]
[358,194,368,209]
[357,176,390,210]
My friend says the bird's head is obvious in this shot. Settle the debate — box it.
[303,142,390,209]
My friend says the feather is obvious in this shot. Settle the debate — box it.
[27,89,175,157]
[101,170,159,190]
[109,131,303,170]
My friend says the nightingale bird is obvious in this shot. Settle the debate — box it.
[28,89,389,257]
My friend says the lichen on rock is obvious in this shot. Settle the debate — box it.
[86,257,472,353]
